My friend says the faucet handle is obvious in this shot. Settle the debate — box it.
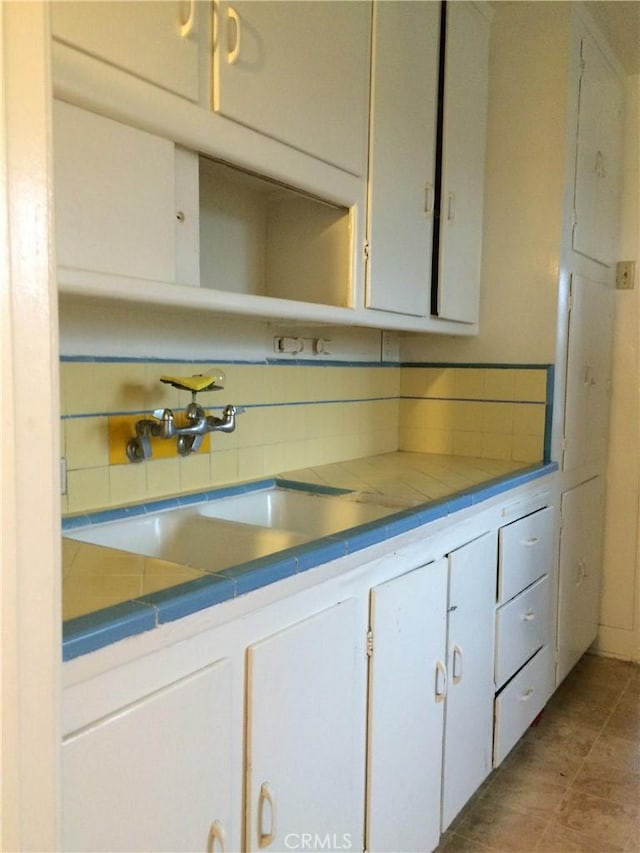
[153,407,173,420]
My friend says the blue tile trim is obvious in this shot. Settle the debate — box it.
[60,355,399,367]
[275,478,352,496]
[399,362,555,369]
[63,600,157,661]
[139,575,236,625]
[294,537,349,572]
[218,554,298,596]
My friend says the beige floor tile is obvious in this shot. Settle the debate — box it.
[572,759,640,807]
[586,731,640,774]
[455,799,550,852]
[501,739,584,787]
[479,765,568,820]
[556,790,639,850]
[604,693,640,742]
[535,820,626,852]
[522,714,602,760]
[436,831,494,851]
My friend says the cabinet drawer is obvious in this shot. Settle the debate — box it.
[495,575,550,688]
[499,507,554,603]
[493,645,553,766]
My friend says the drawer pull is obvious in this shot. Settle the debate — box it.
[522,536,539,547]
[522,610,536,622]
[227,7,241,64]
[435,659,448,702]
[519,687,535,702]
[179,0,196,37]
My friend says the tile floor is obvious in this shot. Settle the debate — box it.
[438,653,640,852]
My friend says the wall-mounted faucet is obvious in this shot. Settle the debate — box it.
[126,373,244,462]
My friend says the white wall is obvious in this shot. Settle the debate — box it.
[596,74,640,662]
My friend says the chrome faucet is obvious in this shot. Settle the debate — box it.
[126,373,244,462]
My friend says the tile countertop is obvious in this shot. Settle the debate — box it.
[62,451,557,660]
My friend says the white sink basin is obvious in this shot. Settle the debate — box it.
[198,487,392,536]
[64,487,393,571]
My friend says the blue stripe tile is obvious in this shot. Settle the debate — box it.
[275,479,353,496]
[140,575,236,624]
[218,554,297,596]
[63,600,157,661]
[294,537,349,572]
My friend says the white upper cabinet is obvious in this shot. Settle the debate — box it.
[50,1,200,101]
[572,28,624,267]
[435,1,490,324]
[366,1,440,317]
[211,1,372,176]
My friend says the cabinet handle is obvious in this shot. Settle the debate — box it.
[207,819,226,853]
[519,687,535,702]
[435,659,448,702]
[522,609,536,622]
[179,0,196,37]
[522,536,539,547]
[447,192,455,222]
[452,644,463,684]
[258,782,276,848]
[227,7,241,64]
[424,183,434,215]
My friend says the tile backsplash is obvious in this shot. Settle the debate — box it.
[61,359,552,514]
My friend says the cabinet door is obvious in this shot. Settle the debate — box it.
[563,274,614,471]
[212,1,371,176]
[442,533,496,831]
[246,599,367,852]
[366,1,440,317]
[435,1,490,324]
[367,559,448,853]
[572,29,623,266]
[62,658,233,852]
[53,101,196,287]
[51,1,200,101]
[557,476,605,682]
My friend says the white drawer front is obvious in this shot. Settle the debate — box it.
[495,574,550,688]
[493,645,554,766]
[499,507,555,603]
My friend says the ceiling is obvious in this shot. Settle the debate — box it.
[586,1,640,74]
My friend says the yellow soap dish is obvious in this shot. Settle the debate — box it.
[160,372,225,393]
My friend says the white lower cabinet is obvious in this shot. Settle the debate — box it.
[62,658,233,853]
[367,559,448,853]
[441,533,497,831]
[245,599,367,853]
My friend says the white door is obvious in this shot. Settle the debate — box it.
[53,100,181,285]
[212,1,371,176]
[442,533,497,830]
[366,0,440,317]
[367,559,448,853]
[246,599,367,852]
[436,1,490,324]
[572,29,623,266]
[557,476,605,682]
[563,273,614,471]
[51,1,200,101]
[62,658,234,852]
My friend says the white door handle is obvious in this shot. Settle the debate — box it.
[207,819,226,853]
[519,687,534,702]
[179,0,195,37]
[435,659,448,702]
[452,644,463,683]
[522,610,536,622]
[258,782,276,848]
[447,191,455,222]
[522,536,539,547]
[227,6,241,64]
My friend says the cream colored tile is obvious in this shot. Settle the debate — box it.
[380,366,401,397]
[179,453,212,492]
[454,368,485,400]
[304,402,335,439]
[145,457,181,498]
[237,446,264,480]
[482,433,513,460]
[482,402,514,435]
[66,466,110,512]
[65,417,110,470]
[424,428,454,455]
[210,448,239,485]
[483,368,516,401]
[63,362,102,415]
[261,443,288,476]
[277,404,306,442]
[425,367,457,397]
[109,462,148,507]
[512,434,544,463]
[235,407,262,448]
[513,403,546,436]
[514,369,548,402]
[98,361,147,413]
[453,431,483,457]
[452,401,484,432]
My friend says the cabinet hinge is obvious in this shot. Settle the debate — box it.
[363,239,370,262]
[567,292,574,313]
[366,628,374,658]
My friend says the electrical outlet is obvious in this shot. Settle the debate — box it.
[616,260,636,290]
[381,330,399,362]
